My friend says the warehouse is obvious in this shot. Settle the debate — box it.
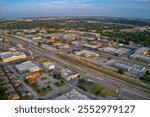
[100,47,129,56]
[75,50,100,58]
[114,63,132,72]
[130,47,150,62]
[15,61,40,73]
[61,69,80,81]
[0,51,26,63]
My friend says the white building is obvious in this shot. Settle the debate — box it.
[43,62,55,70]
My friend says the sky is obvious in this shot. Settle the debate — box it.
[0,0,150,19]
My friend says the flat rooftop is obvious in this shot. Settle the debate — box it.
[55,89,90,100]
[0,52,26,59]
[15,61,40,72]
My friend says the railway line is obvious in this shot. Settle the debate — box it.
[56,53,150,92]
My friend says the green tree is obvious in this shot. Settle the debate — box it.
[36,30,40,33]
[118,68,124,74]
[78,78,85,84]
[2,38,6,44]
[140,70,150,82]
[0,85,9,100]
[53,72,62,79]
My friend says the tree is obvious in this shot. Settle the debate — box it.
[78,78,85,84]
[140,70,150,82]
[0,85,9,100]
[2,38,6,44]
[53,72,62,79]
[36,30,40,33]
[38,42,42,47]
[118,68,124,74]
[145,70,150,75]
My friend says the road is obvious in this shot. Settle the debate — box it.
[41,84,73,99]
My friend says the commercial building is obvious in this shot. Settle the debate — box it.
[131,64,145,74]
[61,69,79,81]
[100,47,129,56]
[31,36,42,40]
[75,50,100,58]
[25,71,41,85]
[16,44,25,50]
[83,42,101,49]
[0,52,26,63]
[15,61,40,73]
[45,37,56,44]
[130,47,150,62]
[114,63,132,72]
[22,50,33,56]
[114,62,145,74]
[98,40,117,47]
[53,43,70,49]
[43,62,55,70]
[26,71,41,79]
[55,89,90,100]
[9,47,16,52]
[71,41,80,46]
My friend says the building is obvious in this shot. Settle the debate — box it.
[10,93,20,100]
[22,50,33,56]
[9,47,16,52]
[45,37,56,44]
[16,44,25,50]
[39,28,46,33]
[98,40,117,47]
[71,41,80,46]
[130,47,150,62]
[0,52,26,63]
[25,77,36,85]
[114,63,132,72]
[25,71,41,85]
[15,61,40,73]
[75,50,100,58]
[100,47,129,56]
[83,42,101,49]
[55,89,90,100]
[131,64,146,74]
[32,36,42,40]
[43,62,55,70]
[26,71,41,79]
[53,43,70,49]
[61,69,79,81]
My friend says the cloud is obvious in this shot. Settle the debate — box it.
[0,0,150,18]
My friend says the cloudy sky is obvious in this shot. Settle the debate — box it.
[0,0,150,18]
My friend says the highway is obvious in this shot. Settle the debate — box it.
[2,34,150,100]
[56,53,150,91]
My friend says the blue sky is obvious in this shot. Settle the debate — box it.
[0,0,150,19]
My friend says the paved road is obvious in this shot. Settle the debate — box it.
[41,84,73,99]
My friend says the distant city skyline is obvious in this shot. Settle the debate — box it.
[0,0,150,19]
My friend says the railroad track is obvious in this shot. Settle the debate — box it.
[56,53,150,91]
